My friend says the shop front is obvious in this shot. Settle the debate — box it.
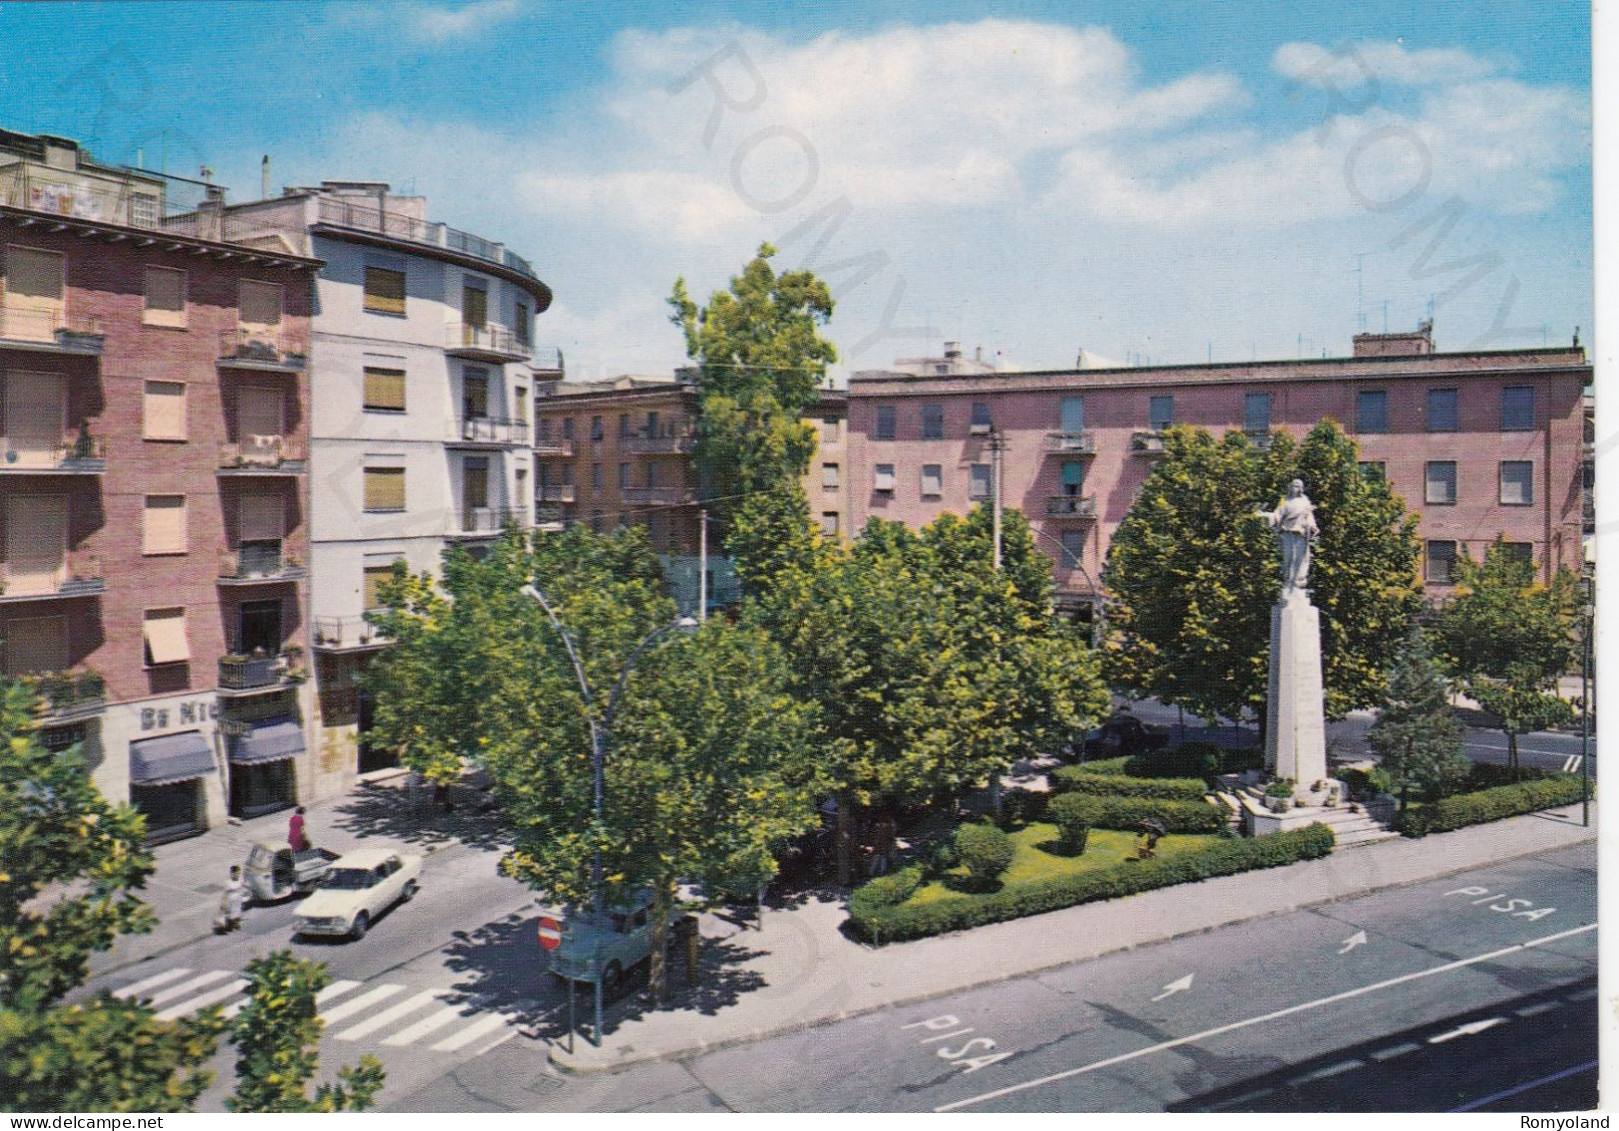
[128,731,216,843]
[228,717,303,818]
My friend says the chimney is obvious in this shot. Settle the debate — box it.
[1353,319,1435,358]
[261,155,270,200]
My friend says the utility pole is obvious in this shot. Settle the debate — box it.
[990,427,1004,571]
[698,508,708,622]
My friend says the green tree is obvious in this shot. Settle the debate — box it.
[1104,421,1422,725]
[1367,630,1471,806]
[227,951,383,1113]
[0,680,222,1111]
[1433,540,1579,773]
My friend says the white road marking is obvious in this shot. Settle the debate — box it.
[1562,755,1583,773]
[145,970,235,1006]
[332,990,443,1041]
[1428,1017,1506,1044]
[111,968,193,999]
[318,983,405,1025]
[317,979,362,1005]
[1338,931,1368,955]
[154,979,248,1021]
[1150,974,1194,1002]
[935,922,1598,1112]
[380,1005,465,1047]
[431,1011,516,1053]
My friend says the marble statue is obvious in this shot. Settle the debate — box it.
[1257,479,1320,592]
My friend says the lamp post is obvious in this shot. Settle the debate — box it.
[519,582,697,1045]
[1581,576,1594,828]
[1028,523,1106,647]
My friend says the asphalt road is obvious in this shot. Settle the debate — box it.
[397,841,1596,1113]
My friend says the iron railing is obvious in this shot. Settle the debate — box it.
[1044,431,1096,455]
[446,322,530,360]
[219,545,304,581]
[455,416,530,445]
[218,437,307,471]
[0,307,106,350]
[314,198,537,280]
[311,616,389,651]
[1045,495,1098,518]
[458,506,528,534]
[623,487,698,506]
[218,328,307,367]
[0,551,104,600]
[31,669,106,716]
[533,437,575,457]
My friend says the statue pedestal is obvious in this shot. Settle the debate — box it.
[1266,590,1327,787]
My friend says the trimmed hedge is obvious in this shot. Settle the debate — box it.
[1125,742,1264,782]
[1464,763,1556,790]
[954,823,1016,888]
[848,865,924,919]
[1071,756,1132,776]
[1047,793,1094,854]
[1397,775,1591,837]
[849,824,1336,943]
[1051,766,1208,802]
[1052,794,1226,833]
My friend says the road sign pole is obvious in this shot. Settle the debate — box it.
[595,977,604,1048]
[567,978,575,1054]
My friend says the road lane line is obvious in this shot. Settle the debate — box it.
[432,1011,515,1053]
[1449,1059,1599,1112]
[936,922,1598,1112]
[111,968,192,999]
[145,970,236,1006]
[332,990,442,1041]
[380,1005,465,1047]
[155,979,248,1021]
[318,983,405,1025]
[317,979,362,1004]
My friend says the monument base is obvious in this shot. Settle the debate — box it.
[1266,591,1328,787]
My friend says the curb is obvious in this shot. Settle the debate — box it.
[546,820,1597,1076]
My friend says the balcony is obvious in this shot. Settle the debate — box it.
[534,437,575,457]
[0,552,104,602]
[445,322,530,363]
[27,669,107,723]
[217,437,306,475]
[0,308,106,355]
[623,486,698,507]
[217,329,307,372]
[1044,431,1096,455]
[537,484,576,503]
[449,416,530,447]
[453,505,528,538]
[531,347,564,374]
[311,616,389,652]
[622,431,694,455]
[0,430,106,475]
[1131,430,1168,455]
[1045,495,1098,520]
[218,545,307,585]
[313,198,538,281]
[217,650,305,697]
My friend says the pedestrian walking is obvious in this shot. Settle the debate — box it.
[288,805,309,852]
[215,865,246,933]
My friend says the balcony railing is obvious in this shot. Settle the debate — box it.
[218,328,307,370]
[218,437,306,473]
[28,669,107,720]
[533,437,575,457]
[1044,431,1096,455]
[456,505,528,535]
[537,484,576,503]
[218,545,306,583]
[622,431,694,455]
[1131,430,1168,455]
[312,616,389,652]
[445,322,530,361]
[0,552,105,601]
[0,430,106,474]
[0,307,106,353]
[623,486,698,506]
[218,651,303,693]
[314,197,538,280]
[453,416,530,445]
[1045,494,1098,519]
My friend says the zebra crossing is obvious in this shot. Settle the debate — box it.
[108,966,530,1058]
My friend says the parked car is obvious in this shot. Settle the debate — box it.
[1082,715,1171,759]
[548,892,656,999]
[293,848,421,941]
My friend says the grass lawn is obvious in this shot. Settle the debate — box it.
[909,822,1225,906]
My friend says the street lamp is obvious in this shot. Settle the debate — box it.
[519,582,697,1045]
[1028,523,1107,646]
[1580,575,1594,828]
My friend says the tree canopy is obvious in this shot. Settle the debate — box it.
[1367,629,1471,805]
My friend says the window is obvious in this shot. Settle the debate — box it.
[1359,461,1387,483]
[142,380,186,440]
[515,301,531,345]
[1356,390,1388,434]
[820,416,840,443]
[130,192,159,230]
[644,462,658,488]
[561,464,574,487]
[1060,529,1085,568]
[1425,461,1457,505]
[1244,392,1271,434]
[619,414,631,439]
[239,493,283,545]
[238,385,283,442]
[1502,386,1535,431]
[363,467,406,512]
[364,266,406,315]
[142,607,190,666]
[538,417,552,441]
[1501,542,1534,566]
[4,614,66,676]
[875,405,896,441]
[4,245,64,339]
[1500,460,1534,505]
[236,597,283,655]
[363,562,399,611]
[363,367,406,412]
[562,417,575,441]
[462,282,487,329]
[1061,460,1086,495]
[645,411,660,437]
[1427,388,1459,432]
[238,280,283,334]
[142,267,185,327]
[590,416,604,442]
[820,511,840,537]
[462,369,489,419]
[921,404,944,439]
[1060,396,1085,434]
[1425,540,1458,584]
[1149,395,1173,432]
[618,462,631,490]
[874,463,896,492]
[514,387,528,423]
[591,463,603,490]
[921,464,943,497]
[142,495,187,555]
[971,402,993,431]
[822,463,840,491]
[968,463,991,499]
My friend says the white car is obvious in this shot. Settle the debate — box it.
[293,848,422,940]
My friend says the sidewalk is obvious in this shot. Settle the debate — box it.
[547,806,1598,1075]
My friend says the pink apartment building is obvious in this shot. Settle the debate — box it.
[847,328,1589,623]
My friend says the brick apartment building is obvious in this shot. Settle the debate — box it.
[0,130,319,841]
[847,329,1589,621]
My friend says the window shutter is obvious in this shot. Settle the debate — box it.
[364,267,406,315]
[363,368,407,411]
[4,371,66,464]
[4,615,67,675]
[363,565,395,610]
[238,386,283,439]
[143,267,185,326]
[462,284,487,328]
[5,246,64,319]
[238,280,283,331]
[239,494,283,543]
[143,608,190,665]
[364,468,406,511]
[143,381,186,439]
[5,494,66,594]
[142,495,187,554]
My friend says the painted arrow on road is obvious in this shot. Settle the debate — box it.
[1151,974,1194,1002]
[1428,1017,1506,1044]
[1338,930,1368,955]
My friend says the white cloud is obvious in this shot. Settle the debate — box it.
[1273,40,1505,90]
[407,0,524,43]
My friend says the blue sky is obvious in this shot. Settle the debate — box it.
[0,1,1593,379]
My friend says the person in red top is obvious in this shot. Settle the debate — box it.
[288,806,309,852]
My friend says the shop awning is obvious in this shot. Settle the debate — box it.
[231,720,304,765]
[129,732,216,786]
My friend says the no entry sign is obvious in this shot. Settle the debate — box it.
[538,915,563,951]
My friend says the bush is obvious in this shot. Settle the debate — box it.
[1051,766,1208,802]
[849,825,1336,943]
[1047,794,1093,855]
[997,789,1051,829]
[1045,794,1227,833]
[1338,767,1392,801]
[848,865,925,918]
[1398,775,1590,837]
[1464,763,1555,790]
[953,823,1016,889]
[1072,756,1132,776]
[1125,742,1262,782]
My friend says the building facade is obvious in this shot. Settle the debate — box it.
[1,130,319,841]
[804,390,849,541]
[847,327,1589,619]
